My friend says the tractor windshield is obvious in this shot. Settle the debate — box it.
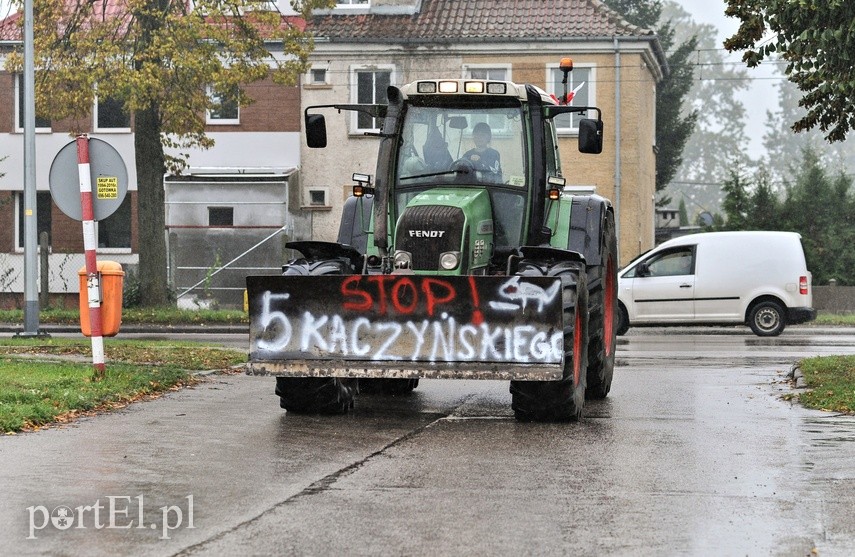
[397,106,526,187]
[395,104,528,248]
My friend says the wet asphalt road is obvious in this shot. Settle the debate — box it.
[1,326,854,556]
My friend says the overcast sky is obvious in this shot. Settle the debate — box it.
[677,0,783,159]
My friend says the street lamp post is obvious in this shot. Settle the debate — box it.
[21,0,41,336]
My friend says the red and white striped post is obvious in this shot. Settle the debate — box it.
[77,135,106,378]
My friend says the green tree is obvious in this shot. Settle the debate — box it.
[603,0,698,192]
[658,2,751,216]
[654,22,698,191]
[724,0,855,142]
[602,0,663,27]
[5,0,333,306]
[719,168,751,230]
[677,197,688,226]
[749,170,779,230]
[763,79,855,184]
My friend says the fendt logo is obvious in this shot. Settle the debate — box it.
[409,230,446,238]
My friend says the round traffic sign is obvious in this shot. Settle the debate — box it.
[49,137,129,221]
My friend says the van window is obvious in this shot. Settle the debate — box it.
[625,246,695,278]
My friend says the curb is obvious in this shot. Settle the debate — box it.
[0,323,249,335]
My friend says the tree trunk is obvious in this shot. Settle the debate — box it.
[134,104,170,306]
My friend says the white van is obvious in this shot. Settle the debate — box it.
[616,231,816,336]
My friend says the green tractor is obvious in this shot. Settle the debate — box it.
[246,60,618,422]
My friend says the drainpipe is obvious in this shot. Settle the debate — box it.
[614,37,622,249]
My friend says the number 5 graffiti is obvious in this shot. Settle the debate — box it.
[256,291,292,351]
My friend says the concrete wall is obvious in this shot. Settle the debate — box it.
[813,285,855,313]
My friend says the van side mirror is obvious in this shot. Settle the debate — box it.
[578,118,603,154]
[636,262,650,277]
[305,114,327,148]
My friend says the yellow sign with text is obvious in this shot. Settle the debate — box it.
[96,176,119,200]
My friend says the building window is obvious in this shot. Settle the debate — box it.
[308,189,327,206]
[97,195,132,250]
[310,68,328,85]
[207,86,240,124]
[463,65,509,82]
[546,64,595,134]
[351,67,392,132]
[15,192,52,250]
[337,0,369,5]
[208,207,234,227]
[15,74,51,131]
[95,95,131,131]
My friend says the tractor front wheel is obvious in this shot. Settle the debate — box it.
[510,260,589,422]
[585,210,617,400]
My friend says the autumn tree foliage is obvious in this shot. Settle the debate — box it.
[724,0,855,142]
[5,0,333,306]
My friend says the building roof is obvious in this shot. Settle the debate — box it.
[0,11,20,40]
[309,0,653,42]
[0,2,304,42]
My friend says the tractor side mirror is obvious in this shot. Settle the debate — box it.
[306,114,327,148]
[578,118,603,154]
[448,116,469,130]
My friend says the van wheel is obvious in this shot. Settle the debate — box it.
[616,302,630,336]
[748,301,785,337]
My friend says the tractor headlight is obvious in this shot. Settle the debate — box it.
[439,252,460,270]
[394,250,412,269]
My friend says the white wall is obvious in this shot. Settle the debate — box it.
[0,134,136,192]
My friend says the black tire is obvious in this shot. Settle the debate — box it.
[510,260,589,422]
[585,210,617,400]
[275,377,356,414]
[359,378,420,395]
[275,259,356,413]
[616,302,630,336]
[282,259,350,276]
[748,300,786,336]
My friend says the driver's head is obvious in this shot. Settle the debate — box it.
[472,122,491,147]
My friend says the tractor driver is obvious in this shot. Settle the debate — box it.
[462,122,502,182]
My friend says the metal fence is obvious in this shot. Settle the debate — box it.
[166,225,291,309]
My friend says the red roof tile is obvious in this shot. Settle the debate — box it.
[0,1,305,42]
[0,11,20,40]
[309,0,649,42]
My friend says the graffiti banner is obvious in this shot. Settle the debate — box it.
[246,274,566,379]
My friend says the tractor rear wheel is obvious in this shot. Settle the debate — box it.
[585,210,617,399]
[510,260,589,422]
[359,378,420,395]
[275,377,356,414]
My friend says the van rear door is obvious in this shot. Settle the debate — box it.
[623,245,696,323]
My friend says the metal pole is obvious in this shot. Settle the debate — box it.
[39,231,49,308]
[22,0,39,334]
[77,135,106,378]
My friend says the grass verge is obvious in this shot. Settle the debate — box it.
[813,312,855,326]
[0,338,246,433]
[796,355,855,414]
[0,307,248,326]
